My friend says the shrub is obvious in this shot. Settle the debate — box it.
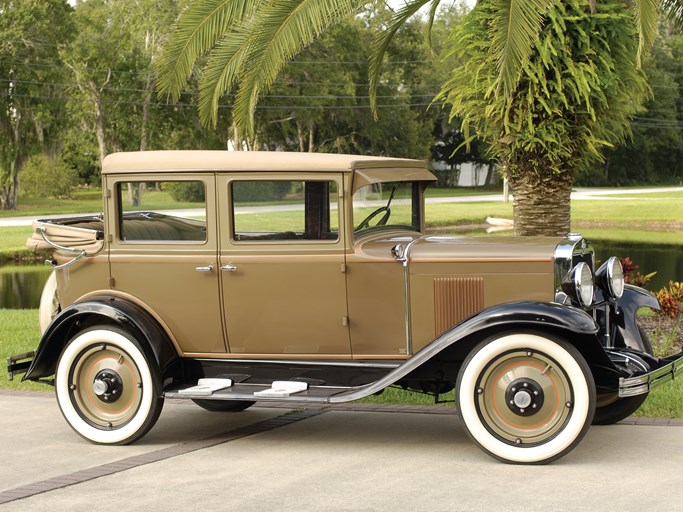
[620,257,656,288]
[165,182,205,203]
[655,281,683,318]
[20,154,78,199]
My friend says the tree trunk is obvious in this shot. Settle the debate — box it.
[308,123,315,152]
[296,121,305,152]
[508,168,573,236]
[0,111,24,210]
[94,96,107,167]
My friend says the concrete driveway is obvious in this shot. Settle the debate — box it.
[1,391,683,511]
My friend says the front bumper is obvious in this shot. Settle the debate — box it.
[619,351,683,397]
[7,351,35,381]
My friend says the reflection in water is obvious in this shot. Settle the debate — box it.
[0,267,51,309]
[593,241,683,291]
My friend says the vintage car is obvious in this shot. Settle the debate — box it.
[7,151,683,464]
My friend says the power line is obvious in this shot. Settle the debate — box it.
[0,78,440,99]
[0,91,441,110]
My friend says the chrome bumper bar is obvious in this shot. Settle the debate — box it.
[619,352,683,398]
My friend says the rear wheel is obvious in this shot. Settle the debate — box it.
[55,326,163,444]
[456,332,596,464]
[192,399,255,412]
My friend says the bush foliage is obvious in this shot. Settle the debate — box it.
[20,155,78,199]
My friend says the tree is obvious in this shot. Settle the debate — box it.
[438,0,649,234]
[0,0,74,210]
[157,0,683,236]
[63,0,229,204]
[581,29,683,186]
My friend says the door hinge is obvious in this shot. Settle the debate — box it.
[108,277,115,288]
[341,263,346,273]
[105,189,111,198]
[342,316,349,327]
[107,234,113,243]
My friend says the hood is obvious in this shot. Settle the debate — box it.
[408,235,562,263]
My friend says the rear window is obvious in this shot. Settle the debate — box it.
[117,181,207,242]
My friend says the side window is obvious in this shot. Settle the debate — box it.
[231,180,338,242]
[117,181,207,242]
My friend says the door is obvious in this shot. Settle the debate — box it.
[107,175,226,354]
[217,173,351,356]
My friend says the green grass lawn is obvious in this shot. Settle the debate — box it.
[0,309,45,391]
[1,309,681,416]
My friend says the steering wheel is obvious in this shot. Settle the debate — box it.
[357,206,391,230]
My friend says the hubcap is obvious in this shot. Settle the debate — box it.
[476,349,573,446]
[92,369,124,403]
[68,344,143,429]
[505,378,545,416]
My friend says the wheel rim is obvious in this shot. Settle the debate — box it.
[476,349,573,447]
[68,343,143,429]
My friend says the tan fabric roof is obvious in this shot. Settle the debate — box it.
[102,150,428,175]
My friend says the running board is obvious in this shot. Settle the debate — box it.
[165,381,355,403]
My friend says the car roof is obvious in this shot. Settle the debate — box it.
[102,150,428,175]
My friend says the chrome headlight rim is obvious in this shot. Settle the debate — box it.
[562,262,595,308]
[595,256,625,299]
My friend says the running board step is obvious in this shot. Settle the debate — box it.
[165,381,353,403]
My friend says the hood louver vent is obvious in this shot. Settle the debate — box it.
[434,277,484,336]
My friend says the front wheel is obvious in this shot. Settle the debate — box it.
[456,332,596,464]
[55,326,163,444]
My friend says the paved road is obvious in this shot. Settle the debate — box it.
[1,392,682,511]
[1,186,681,227]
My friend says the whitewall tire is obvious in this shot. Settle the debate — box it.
[456,332,595,464]
[55,327,163,444]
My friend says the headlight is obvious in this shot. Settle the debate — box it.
[561,262,594,307]
[595,256,624,299]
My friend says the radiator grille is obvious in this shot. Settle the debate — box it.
[434,277,484,336]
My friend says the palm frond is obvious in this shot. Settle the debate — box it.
[231,0,365,137]
[368,0,434,118]
[198,31,251,128]
[661,0,683,22]
[425,0,443,47]
[489,0,556,95]
[156,0,259,102]
[632,0,660,66]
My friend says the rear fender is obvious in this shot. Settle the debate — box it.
[24,296,181,387]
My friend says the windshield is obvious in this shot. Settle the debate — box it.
[352,181,421,235]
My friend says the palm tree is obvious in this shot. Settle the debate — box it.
[157,0,683,236]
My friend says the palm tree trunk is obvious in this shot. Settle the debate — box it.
[508,168,573,237]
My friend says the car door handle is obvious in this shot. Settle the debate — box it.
[220,264,237,272]
[195,265,214,272]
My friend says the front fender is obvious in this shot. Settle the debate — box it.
[24,296,180,386]
[330,301,605,403]
[612,284,660,351]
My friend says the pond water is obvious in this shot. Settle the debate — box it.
[594,241,683,291]
[0,240,681,309]
[0,265,52,309]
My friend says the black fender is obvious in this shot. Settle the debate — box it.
[611,284,660,352]
[330,301,611,403]
[24,296,181,389]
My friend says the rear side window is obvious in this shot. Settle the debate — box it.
[231,180,338,242]
[117,181,206,242]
